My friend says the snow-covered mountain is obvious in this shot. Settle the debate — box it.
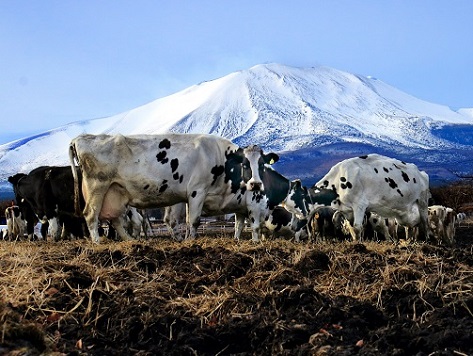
[1,63,473,197]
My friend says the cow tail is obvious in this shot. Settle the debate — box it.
[69,142,81,216]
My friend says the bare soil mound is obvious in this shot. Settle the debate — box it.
[1,227,472,355]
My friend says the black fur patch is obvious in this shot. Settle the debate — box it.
[386,178,398,189]
[191,191,197,198]
[374,168,378,174]
[156,151,167,162]
[144,184,149,190]
[340,177,347,182]
[179,175,183,184]
[171,158,179,173]
[401,171,410,182]
[224,151,244,194]
[413,178,417,184]
[383,167,389,173]
[397,189,404,197]
[159,183,168,193]
[359,155,368,159]
[210,165,225,185]
[173,173,179,180]
[159,139,171,149]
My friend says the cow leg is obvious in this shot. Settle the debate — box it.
[83,202,103,243]
[234,214,246,241]
[249,216,262,243]
[110,216,134,242]
[25,219,35,241]
[351,207,365,241]
[48,217,61,241]
[164,206,185,241]
[41,222,49,240]
[129,211,143,238]
[186,195,205,240]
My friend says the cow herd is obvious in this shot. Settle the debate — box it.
[1,133,465,245]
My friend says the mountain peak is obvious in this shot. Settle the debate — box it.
[1,63,472,190]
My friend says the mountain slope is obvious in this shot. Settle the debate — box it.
[1,63,472,194]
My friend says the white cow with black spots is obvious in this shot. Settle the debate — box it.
[312,154,431,242]
[70,133,285,243]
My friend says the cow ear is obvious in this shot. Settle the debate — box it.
[264,153,279,165]
[8,174,23,184]
[226,148,244,163]
[291,179,302,189]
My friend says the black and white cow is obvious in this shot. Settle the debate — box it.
[364,212,398,242]
[163,202,187,240]
[8,166,88,240]
[4,206,27,240]
[263,206,308,242]
[69,134,288,243]
[163,173,335,242]
[313,154,431,242]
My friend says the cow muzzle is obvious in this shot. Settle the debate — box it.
[248,181,263,191]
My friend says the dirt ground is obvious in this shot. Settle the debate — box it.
[0,224,472,355]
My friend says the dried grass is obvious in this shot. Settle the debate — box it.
[0,234,472,354]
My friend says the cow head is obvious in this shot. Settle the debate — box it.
[227,145,279,192]
[284,180,310,218]
[8,173,27,206]
[307,187,339,210]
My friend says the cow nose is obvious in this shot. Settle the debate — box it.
[250,182,262,191]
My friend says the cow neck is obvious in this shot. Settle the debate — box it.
[261,167,290,209]
[306,189,317,206]
[16,174,27,186]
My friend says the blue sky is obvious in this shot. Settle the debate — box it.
[1,1,472,144]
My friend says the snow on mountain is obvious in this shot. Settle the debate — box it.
[1,63,472,190]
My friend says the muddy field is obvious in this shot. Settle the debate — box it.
[1,224,472,355]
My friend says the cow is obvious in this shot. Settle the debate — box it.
[163,202,187,240]
[428,205,455,245]
[8,166,88,241]
[4,206,27,240]
[125,207,144,238]
[308,206,348,242]
[263,206,308,242]
[162,175,335,242]
[364,212,398,242]
[312,154,431,242]
[69,134,287,243]
[456,212,467,226]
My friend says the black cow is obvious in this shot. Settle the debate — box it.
[8,166,88,240]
